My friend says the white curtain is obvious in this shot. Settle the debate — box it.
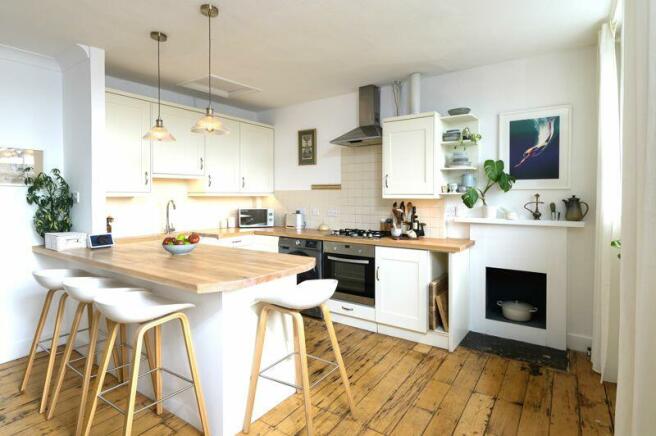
[591,22,622,382]
[615,0,656,434]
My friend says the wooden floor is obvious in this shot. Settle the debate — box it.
[0,317,615,435]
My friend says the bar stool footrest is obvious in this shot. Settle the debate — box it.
[97,366,194,416]
[259,352,338,390]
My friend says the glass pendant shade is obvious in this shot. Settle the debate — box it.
[144,118,175,141]
[191,107,229,135]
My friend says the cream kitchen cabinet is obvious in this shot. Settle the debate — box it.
[239,123,274,194]
[375,246,434,333]
[201,117,241,193]
[382,112,443,198]
[152,104,205,178]
[201,235,278,252]
[105,92,152,194]
[189,121,274,195]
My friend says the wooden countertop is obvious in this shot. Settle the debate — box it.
[195,227,474,253]
[32,240,315,294]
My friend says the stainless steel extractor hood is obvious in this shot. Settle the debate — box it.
[330,85,382,146]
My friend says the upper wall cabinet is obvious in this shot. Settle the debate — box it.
[240,123,274,194]
[202,117,241,193]
[152,105,205,178]
[382,112,443,199]
[105,93,152,194]
[189,121,274,195]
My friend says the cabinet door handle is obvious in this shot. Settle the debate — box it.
[384,174,389,188]
[208,174,212,187]
[376,266,380,281]
[341,306,354,312]
[200,157,204,170]
[242,176,245,188]
[144,171,149,185]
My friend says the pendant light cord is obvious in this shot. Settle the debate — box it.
[157,37,161,119]
[207,6,212,109]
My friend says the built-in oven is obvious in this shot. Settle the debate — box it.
[322,241,375,307]
[279,237,323,318]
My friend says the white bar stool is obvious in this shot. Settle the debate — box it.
[46,277,144,426]
[81,290,210,436]
[242,279,355,436]
[22,269,92,413]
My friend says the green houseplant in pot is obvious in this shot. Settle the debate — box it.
[23,168,74,237]
[461,159,515,218]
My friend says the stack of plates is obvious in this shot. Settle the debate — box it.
[449,151,471,167]
[442,129,461,142]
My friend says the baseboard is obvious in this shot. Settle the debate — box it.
[567,333,592,352]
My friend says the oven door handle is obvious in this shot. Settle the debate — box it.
[326,255,370,265]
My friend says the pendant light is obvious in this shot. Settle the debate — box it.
[191,4,229,135]
[144,31,175,141]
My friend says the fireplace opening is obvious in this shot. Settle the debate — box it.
[486,267,546,329]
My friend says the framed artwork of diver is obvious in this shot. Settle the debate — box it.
[499,105,571,189]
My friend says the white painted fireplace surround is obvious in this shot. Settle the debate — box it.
[455,218,585,350]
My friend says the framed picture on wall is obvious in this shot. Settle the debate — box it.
[298,128,316,166]
[499,105,571,189]
[0,147,43,186]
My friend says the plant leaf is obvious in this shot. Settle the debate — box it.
[461,187,479,208]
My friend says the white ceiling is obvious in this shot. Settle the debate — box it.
[0,0,610,110]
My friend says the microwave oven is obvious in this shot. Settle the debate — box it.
[238,208,274,228]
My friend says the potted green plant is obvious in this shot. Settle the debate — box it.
[461,159,515,218]
[23,168,75,237]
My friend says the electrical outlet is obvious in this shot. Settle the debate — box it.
[327,208,338,217]
[73,192,80,203]
[311,208,320,216]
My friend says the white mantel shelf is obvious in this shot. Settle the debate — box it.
[454,217,585,228]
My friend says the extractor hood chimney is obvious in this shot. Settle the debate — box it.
[330,85,382,147]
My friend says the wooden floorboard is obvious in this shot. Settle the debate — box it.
[0,317,615,435]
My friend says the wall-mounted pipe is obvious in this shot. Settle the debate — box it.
[409,72,421,114]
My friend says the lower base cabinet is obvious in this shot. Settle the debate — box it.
[201,235,279,253]
[375,246,435,333]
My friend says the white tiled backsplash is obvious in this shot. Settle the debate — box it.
[264,146,447,237]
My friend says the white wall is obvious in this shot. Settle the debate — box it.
[259,92,357,190]
[266,46,598,350]
[0,45,65,363]
[106,76,260,122]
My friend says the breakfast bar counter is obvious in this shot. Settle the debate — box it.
[33,242,315,436]
[32,240,315,293]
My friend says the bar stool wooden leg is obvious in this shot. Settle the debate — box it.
[292,311,314,436]
[292,318,303,393]
[75,308,100,436]
[20,288,59,393]
[120,324,129,383]
[143,329,162,415]
[106,318,122,382]
[86,306,97,366]
[40,292,68,414]
[242,305,271,433]
[47,301,86,419]
[83,320,119,436]
[154,325,163,415]
[179,313,210,435]
[123,323,146,436]
[320,304,355,415]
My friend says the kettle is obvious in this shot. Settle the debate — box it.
[285,210,306,230]
[562,195,589,221]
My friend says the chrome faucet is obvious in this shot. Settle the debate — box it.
[165,200,176,234]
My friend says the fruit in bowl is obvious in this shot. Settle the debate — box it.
[162,233,200,255]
